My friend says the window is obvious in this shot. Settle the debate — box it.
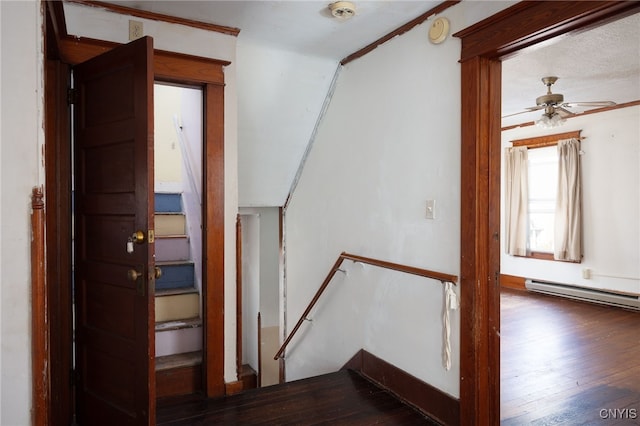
[504,131,583,262]
[527,146,557,255]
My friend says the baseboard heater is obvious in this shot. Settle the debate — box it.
[525,279,640,311]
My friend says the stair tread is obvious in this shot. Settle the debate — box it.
[157,260,195,266]
[156,287,198,296]
[156,351,202,371]
[156,317,202,332]
[156,234,189,239]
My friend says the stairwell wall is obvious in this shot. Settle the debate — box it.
[283,1,514,399]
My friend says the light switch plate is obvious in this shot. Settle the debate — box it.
[426,200,436,219]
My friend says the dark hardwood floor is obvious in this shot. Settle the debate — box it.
[157,369,437,425]
[501,288,640,425]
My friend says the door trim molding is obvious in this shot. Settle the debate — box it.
[454,1,640,423]
[43,3,229,422]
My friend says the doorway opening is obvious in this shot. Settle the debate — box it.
[239,208,282,388]
[498,12,640,422]
[153,83,206,394]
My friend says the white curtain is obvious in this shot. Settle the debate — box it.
[554,138,582,261]
[505,146,529,256]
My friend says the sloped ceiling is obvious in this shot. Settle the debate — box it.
[94,2,639,205]
[106,1,444,207]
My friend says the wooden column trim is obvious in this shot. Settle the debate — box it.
[44,58,74,425]
[203,82,226,397]
[459,55,502,425]
[31,187,49,426]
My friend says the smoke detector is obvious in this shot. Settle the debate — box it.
[329,1,356,19]
[428,17,450,44]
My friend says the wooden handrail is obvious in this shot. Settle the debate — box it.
[341,252,458,284]
[274,252,457,360]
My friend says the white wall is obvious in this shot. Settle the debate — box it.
[240,214,260,371]
[0,1,44,424]
[63,2,240,382]
[254,207,281,328]
[283,1,513,399]
[501,106,640,295]
[237,41,336,207]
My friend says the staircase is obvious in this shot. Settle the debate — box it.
[154,192,203,398]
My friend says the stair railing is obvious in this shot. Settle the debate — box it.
[274,252,458,360]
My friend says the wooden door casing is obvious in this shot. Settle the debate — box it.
[74,36,155,425]
[454,2,640,424]
[44,24,229,424]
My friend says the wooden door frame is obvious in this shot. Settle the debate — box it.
[455,1,640,424]
[43,2,230,423]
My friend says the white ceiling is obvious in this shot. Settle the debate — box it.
[97,1,639,205]
[111,1,442,60]
[502,12,640,127]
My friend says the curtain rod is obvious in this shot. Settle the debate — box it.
[511,130,584,148]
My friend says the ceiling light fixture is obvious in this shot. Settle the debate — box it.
[329,1,356,20]
[536,106,566,128]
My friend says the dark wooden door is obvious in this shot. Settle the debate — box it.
[74,36,155,425]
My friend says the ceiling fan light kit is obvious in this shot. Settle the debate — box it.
[536,112,566,129]
[504,76,616,128]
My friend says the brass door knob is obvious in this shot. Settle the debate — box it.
[128,269,142,281]
[131,230,145,244]
[154,266,162,279]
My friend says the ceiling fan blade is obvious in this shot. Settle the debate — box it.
[502,105,544,118]
[556,106,575,118]
[563,101,616,108]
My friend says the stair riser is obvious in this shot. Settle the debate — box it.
[155,193,182,213]
[156,214,186,236]
[156,263,194,290]
[156,237,190,262]
[156,327,203,357]
[155,293,199,322]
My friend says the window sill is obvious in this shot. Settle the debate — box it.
[512,252,581,263]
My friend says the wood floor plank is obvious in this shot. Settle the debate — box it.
[501,288,640,425]
[157,370,436,425]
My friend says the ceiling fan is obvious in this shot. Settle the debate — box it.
[503,76,616,125]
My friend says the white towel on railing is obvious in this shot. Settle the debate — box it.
[443,281,459,371]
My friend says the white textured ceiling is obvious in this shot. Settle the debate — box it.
[502,12,640,127]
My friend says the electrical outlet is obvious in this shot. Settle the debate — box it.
[129,20,143,41]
